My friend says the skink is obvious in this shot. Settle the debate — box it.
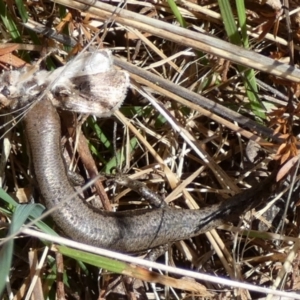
[25,99,275,252]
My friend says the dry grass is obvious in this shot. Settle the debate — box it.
[1,0,300,299]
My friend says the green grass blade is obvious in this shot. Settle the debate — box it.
[102,137,138,174]
[0,188,18,207]
[0,204,43,295]
[58,245,127,273]
[218,0,241,45]
[0,0,21,41]
[15,0,28,23]
[218,0,265,119]
[235,0,248,48]
[167,0,186,27]
[0,188,58,236]
[87,117,112,150]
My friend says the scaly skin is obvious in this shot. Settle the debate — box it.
[25,99,275,252]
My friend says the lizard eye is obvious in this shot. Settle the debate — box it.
[1,86,10,96]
